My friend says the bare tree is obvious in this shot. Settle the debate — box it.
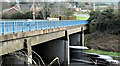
[85,2,89,11]
[42,2,51,20]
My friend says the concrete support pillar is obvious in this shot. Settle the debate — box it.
[26,38,32,65]
[64,40,67,66]
[0,43,2,66]
[81,27,84,46]
[67,34,70,65]
[69,34,80,46]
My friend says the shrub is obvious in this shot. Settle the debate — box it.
[50,12,59,18]
[11,12,24,19]
[36,11,43,19]
[23,11,33,19]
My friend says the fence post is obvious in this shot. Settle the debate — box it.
[2,22,4,35]
[22,22,24,32]
[13,22,15,33]
[29,22,31,31]
[35,21,37,30]
[41,21,42,30]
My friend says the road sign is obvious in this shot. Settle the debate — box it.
[32,11,35,15]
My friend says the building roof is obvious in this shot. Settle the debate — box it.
[3,5,23,13]
[19,4,32,12]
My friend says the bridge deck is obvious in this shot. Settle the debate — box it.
[0,20,88,35]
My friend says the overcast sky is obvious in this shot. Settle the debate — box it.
[0,0,119,2]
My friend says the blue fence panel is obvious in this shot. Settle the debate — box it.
[30,22,36,31]
[0,23,1,34]
[4,22,13,34]
[0,20,88,35]
[24,22,30,31]
[15,22,23,33]
[37,21,42,30]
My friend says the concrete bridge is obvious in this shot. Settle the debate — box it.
[0,20,88,65]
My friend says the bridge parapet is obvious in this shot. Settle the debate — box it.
[0,20,88,35]
[0,24,87,42]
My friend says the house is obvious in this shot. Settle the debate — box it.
[3,3,43,14]
[3,4,23,14]
[19,4,32,12]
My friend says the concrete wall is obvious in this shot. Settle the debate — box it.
[32,39,67,65]
[69,33,81,46]
[2,55,24,65]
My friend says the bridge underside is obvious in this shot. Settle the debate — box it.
[0,25,87,65]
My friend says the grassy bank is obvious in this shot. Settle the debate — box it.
[85,49,120,56]
[76,16,89,20]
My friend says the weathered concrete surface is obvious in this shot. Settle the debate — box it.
[69,34,80,46]
[0,24,87,42]
[31,31,65,46]
[32,39,65,64]
[0,25,87,56]
[67,27,87,35]
[0,39,24,56]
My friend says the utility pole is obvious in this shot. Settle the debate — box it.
[0,2,2,20]
[33,0,35,21]
[93,0,95,11]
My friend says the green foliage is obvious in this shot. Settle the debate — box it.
[88,10,100,23]
[23,11,33,19]
[2,13,10,19]
[85,49,120,56]
[36,11,43,19]
[2,11,44,19]
[12,12,24,19]
[42,2,51,19]
[10,2,16,7]
[50,12,59,18]
[64,8,74,18]
[88,8,120,34]
[85,2,89,5]
[88,8,115,23]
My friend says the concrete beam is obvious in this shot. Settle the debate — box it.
[30,31,65,46]
[67,26,87,35]
[0,39,24,56]
[0,25,87,42]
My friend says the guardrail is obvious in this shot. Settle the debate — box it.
[0,20,88,35]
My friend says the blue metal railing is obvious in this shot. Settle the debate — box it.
[0,20,88,35]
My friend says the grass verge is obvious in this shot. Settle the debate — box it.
[85,49,120,56]
[76,16,89,20]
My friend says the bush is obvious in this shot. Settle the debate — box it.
[36,11,43,19]
[50,12,59,18]
[12,12,24,19]
[88,8,120,34]
[23,11,33,19]
[2,13,10,19]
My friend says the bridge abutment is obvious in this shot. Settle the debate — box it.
[32,38,68,65]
